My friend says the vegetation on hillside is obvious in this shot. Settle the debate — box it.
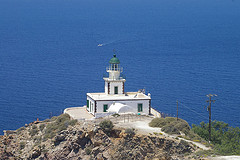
[149,117,191,135]
[149,117,240,156]
[192,121,240,155]
[99,120,114,136]
[149,117,209,147]
[43,114,77,140]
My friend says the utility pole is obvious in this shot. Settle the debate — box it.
[176,100,179,121]
[206,94,217,143]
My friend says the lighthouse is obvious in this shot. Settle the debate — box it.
[86,54,151,118]
[104,54,125,95]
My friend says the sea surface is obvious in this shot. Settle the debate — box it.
[0,0,240,134]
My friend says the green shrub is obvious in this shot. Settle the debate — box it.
[125,128,135,136]
[43,119,51,122]
[69,119,78,126]
[193,139,200,142]
[29,129,38,136]
[85,147,92,155]
[50,116,58,122]
[16,127,25,134]
[56,114,70,123]
[180,140,189,146]
[42,149,49,153]
[47,114,70,130]
[20,142,25,150]
[57,122,68,131]
[162,124,180,134]
[175,121,191,134]
[43,132,55,141]
[149,117,190,135]
[33,136,42,143]
[42,114,77,141]
[39,124,45,131]
[192,120,240,155]
[45,123,57,134]
[32,125,37,130]
[29,125,39,137]
[149,118,166,127]
[99,120,114,135]
[43,114,72,140]
[165,117,177,123]
[195,150,217,157]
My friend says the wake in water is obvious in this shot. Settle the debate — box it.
[97,38,141,47]
[97,39,120,47]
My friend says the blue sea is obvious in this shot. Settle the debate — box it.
[0,0,240,134]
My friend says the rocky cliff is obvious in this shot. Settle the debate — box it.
[0,114,199,160]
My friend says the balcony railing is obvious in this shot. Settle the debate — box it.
[106,66,123,72]
[103,73,126,80]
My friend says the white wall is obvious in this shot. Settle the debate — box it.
[109,81,124,95]
[95,112,115,118]
[96,100,150,115]
[104,81,108,94]
[87,96,95,115]
[109,71,120,80]
[104,80,125,95]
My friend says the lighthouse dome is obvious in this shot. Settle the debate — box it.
[109,54,120,64]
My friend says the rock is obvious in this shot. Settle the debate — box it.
[92,146,101,157]
[54,135,66,146]
[31,149,41,159]
[96,153,107,160]
[71,142,80,151]
[75,136,92,149]
[102,150,111,159]
[0,115,199,160]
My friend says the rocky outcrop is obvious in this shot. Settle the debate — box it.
[0,115,198,160]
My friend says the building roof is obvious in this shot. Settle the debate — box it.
[109,54,120,64]
[87,92,151,101]
[108,103,136,113]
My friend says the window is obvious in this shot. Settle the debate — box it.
[111,64,118,70]
[90,102,91,112]
[114,86,118,94]
[87,100,89,109]
[103,104,108,112]
[92,102,94,112]
[111,64,115,69]
[138,103,143,112]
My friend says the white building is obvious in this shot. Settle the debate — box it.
[86,55,151,118]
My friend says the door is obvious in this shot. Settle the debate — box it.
[114,86,118,94]
[138,103,143,112]
[87,100,89,109]
[103,104,108,112]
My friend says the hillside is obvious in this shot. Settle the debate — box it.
[0,114,203,160]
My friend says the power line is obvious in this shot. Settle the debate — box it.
[178,101,209,121]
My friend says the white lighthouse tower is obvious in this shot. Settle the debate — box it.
[86,54,151,118]
[64,54,154,119]
[104,54,126,95]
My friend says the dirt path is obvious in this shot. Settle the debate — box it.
[210,156,240,160]
[115,117,210,150]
